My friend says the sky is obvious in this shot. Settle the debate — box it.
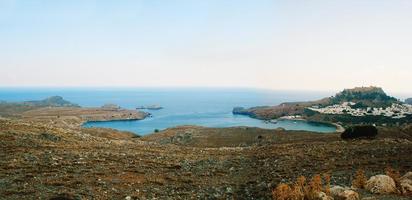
[0,0,411,94]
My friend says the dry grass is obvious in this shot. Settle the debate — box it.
[272,183,292,200]
[323,173,331,196]
[352,169,367,189]
[385,166,401,194]
[304,174,322,200]
[272,174,331,200]
[291,176,306,200]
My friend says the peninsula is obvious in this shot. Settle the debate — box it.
[233,86,412,126]
[0,96,149,128]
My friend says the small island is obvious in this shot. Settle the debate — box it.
[136,105,163,110]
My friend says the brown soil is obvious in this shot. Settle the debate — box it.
[1,118,411,199]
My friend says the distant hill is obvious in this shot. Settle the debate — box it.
[329,86,399,108]
[0,96,79,117]
[233,86,400,120]
[406,98,412,105]
[23,96,79,107]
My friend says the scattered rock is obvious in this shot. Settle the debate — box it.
[39,132,61,142]
[330,186,360,200]
[365,175,397,194]
[360,197,377,200]
[171,131,193,144]
[48,193,77,200]
[399,171,412,195]
[318,191,333,200]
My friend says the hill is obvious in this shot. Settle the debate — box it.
[406,98,412,105]
[0,96,79,117]
[23,96,80,107]
[329,86,398,108]
[1,119,411,199]
[233,86,402,121]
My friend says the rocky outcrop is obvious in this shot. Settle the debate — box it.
[318,192,333,200]
[232,107,258,118]
[400,172,412,195]
[330,186,360,200]
[365,175,397,194]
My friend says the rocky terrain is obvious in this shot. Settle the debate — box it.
[1,117,412,199]
[1,95,412,199]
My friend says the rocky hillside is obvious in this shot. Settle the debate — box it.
[233,86,400,120]
[0,96,79,117]
[0,97,148,126]
[23,96,80,107]
[329,86,398,108]
[1,119,411,199]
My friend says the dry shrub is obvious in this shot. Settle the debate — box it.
[385,166,401,193]
[272,183,292,200]
[304,174,323,199]
[272,174,332,200]
[290,176,306,200]
[352,169,367,189]
[323,173,331,196]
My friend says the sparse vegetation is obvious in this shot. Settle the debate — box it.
[272,174,331,200]
[385,166,402,193]
[273,167,412,200]
[352,169,367,189]
[341,125,378,139]
[272,183,292,200]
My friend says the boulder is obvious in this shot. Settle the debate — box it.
[317,192,333,200]
[330,186,360,200]
[399,172,412,195]
[365,175,397,194]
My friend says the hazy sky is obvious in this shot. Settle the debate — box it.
[0,0,411,93]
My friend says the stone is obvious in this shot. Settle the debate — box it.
[330,186,360,200]
[365,175,397,194]
[318,192,333,200]
[399,172,412,195]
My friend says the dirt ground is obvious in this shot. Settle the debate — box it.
[1,118,412,199]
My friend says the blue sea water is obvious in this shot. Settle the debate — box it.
[0,88,337,135]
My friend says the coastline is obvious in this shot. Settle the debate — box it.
[277,117,344,133]
[332,122,345,133]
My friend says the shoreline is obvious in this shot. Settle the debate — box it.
[83,116,340,135]
[277,118,344,133]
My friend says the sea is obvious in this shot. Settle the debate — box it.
[0,87,337,135]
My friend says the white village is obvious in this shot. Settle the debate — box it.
[308,102,412,119]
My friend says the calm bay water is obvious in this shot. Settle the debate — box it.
[0,88,336,135]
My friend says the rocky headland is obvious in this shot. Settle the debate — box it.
[233,86,411,127]
[0,96,149,129]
